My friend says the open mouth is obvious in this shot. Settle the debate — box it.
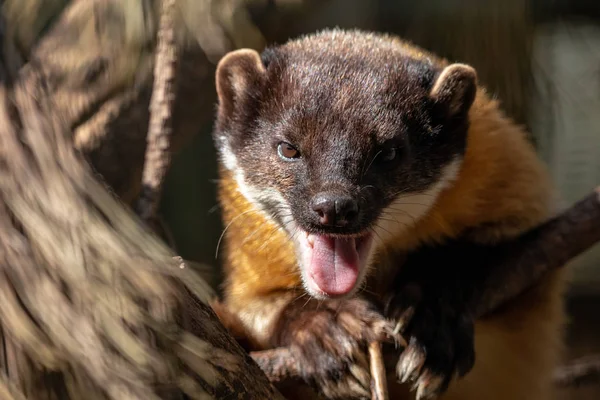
[297,231,374,298]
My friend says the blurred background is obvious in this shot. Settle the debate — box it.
[157,1,600,398]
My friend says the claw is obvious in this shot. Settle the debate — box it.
[392,306,415,336]
[347,378,372,399]
[415,371,445,400]
[396,340,425,383]
[385,323,408,349]
[349,363,371,390]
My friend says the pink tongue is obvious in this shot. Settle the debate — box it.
[305,235,359,296]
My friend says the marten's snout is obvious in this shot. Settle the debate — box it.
[310,192,359,228]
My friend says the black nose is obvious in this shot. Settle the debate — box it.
[311,192,359,227]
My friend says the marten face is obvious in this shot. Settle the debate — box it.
[214,30,477,299]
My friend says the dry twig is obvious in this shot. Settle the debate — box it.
[136,0,179,222]
[368,341,388,400]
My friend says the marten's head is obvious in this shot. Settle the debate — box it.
[214,29,477,300]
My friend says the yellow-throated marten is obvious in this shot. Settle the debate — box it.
[212,29,567,400]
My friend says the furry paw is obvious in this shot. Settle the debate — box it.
[384,282,475,399]
[273,297,395,399]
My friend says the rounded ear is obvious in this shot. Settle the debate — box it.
[429,63,477,120]
[215,48,266,121]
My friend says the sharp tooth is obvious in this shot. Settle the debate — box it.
[307,233,315,247]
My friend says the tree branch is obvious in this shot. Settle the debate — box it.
[0,66,286,399]
[554,354,600,387]
[473,188,600,316]
[0,5,285,398]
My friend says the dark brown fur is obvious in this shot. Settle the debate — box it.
[215,30,475,240]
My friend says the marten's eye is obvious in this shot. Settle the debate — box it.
[277,142,300,160]
[381,147,397,162]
